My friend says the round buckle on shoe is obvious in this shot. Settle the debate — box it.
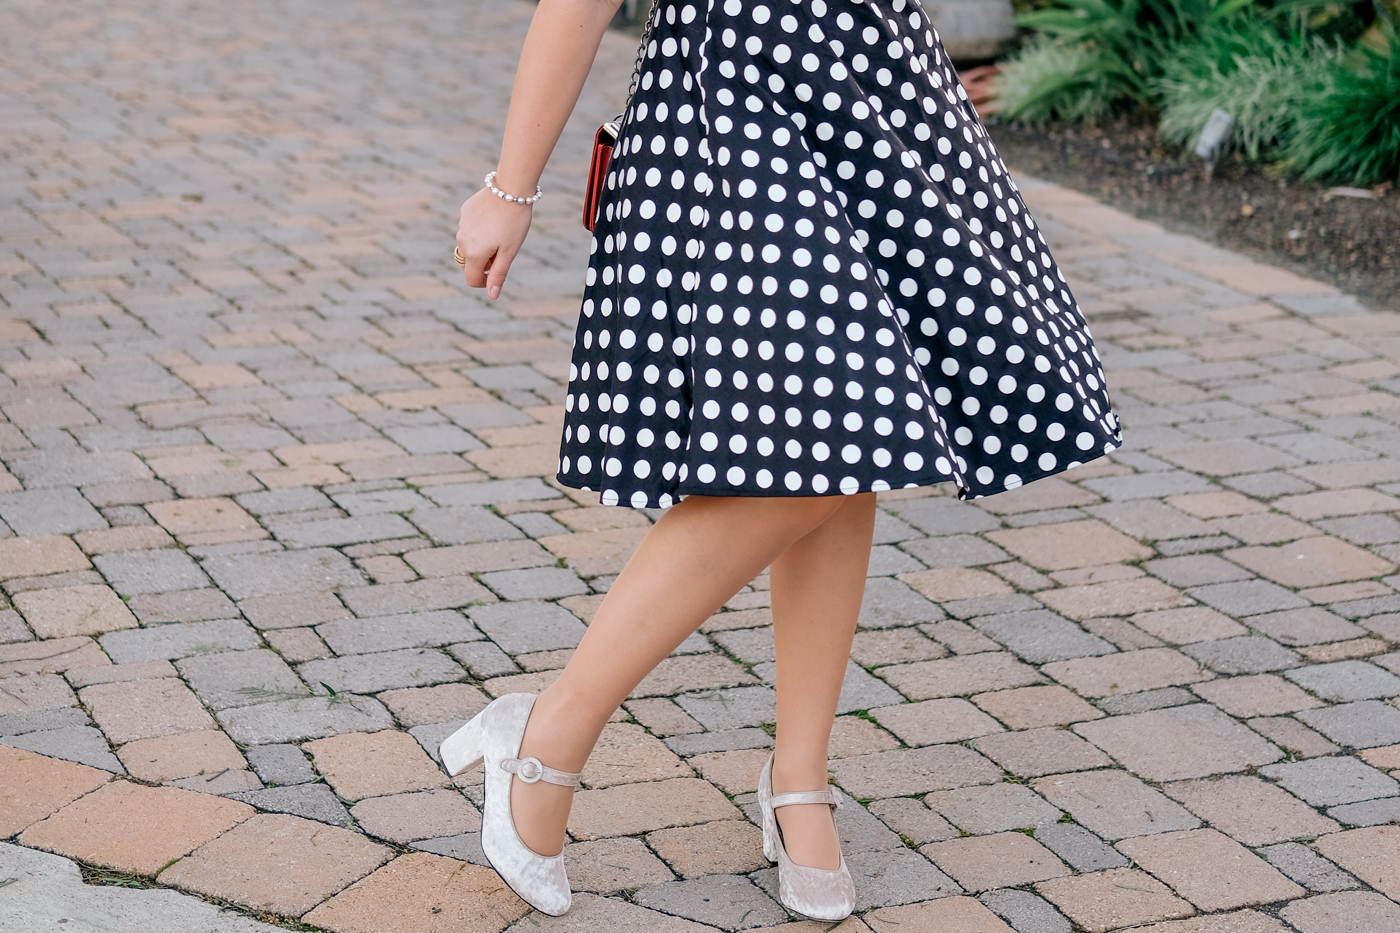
[515,756,544,783]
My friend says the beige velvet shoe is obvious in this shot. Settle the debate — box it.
[440,693,579,917]
[756,753,856,921]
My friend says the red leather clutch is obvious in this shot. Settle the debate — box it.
[583,121,620,232]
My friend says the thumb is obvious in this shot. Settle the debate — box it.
[484,244,518,301]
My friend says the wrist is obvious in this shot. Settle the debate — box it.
[486,171,543,205]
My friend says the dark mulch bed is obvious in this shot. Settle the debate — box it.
[987,117,1399,312]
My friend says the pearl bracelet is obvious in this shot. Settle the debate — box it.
[485,171,543,205]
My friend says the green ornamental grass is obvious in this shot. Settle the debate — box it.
[1285,27,1400,184]
[1155,24,1339,159]
[994,0,1256,123]
[994,0,1400,183]
[992,35,1137,124]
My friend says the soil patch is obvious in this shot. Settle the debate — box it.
[988,117,1399,312]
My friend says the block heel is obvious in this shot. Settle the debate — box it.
[439,710,486,776]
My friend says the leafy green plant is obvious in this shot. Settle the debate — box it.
[994,0,1260,122]
[1017,0,1257,86]
[994,35,1136,123]
[1284,25,1400,183]
[1155,21,1339,158]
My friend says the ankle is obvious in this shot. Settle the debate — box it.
[771,756,831,794]
[518,690,609,773]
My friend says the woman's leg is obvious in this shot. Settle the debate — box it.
[509,493,851,856]
[769,492,876,869]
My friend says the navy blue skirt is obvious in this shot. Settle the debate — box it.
[558,0,1121,508]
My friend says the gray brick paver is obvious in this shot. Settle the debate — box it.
[1259,842,1361,893]
[1260,757,1400,807]
[7,0,1400,928]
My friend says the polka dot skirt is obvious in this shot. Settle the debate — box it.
[558,0,1122,509]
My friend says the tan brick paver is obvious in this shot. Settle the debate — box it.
[1117,829,1304,910]
[304,853,531,933]
[0,746,110,837]
[160,813,393,917]
[922,831,1070,891]
[647,820,769,879]
[865,897,1016,933]
[19,781,251,875]
[987,520,1153,571]
[13,585,139,638]
[1124,911,1289,933]
[0,535,91,580]
[1314,826,1400,901]
[304,730,448,801]
[568,778,739,839]
[116,729,248,782]
[1037,868,1195,932]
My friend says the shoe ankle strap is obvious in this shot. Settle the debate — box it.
[501,756,582,787]
[769,788,841,811]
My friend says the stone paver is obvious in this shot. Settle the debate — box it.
[304,852,530,933]
[0,842,285,933]
[925,782,1062,834]
[13,585,139,638]
[116,729,248,782]
[971,684,1104,729]
[564,837,677,893]
[568,777,738,840]
[304,730,447,801]
[160,813,393,917]
[1260,843,1360,893]
[922,831,1070,891]
[975,727,1114,777]
[1161,775,1339,845]
[2,0,1400,928]
[0,745,110,837]
[18,781,251,875]
[865,897,1016,933]
[647,820,768,879]
[1314,826,1400,901]
[1116,828,1304,910]
[1034,770,1200,840]
[350,789,480,844]
[1281,892,1400,933]
[1075,704,1282,781]
[80,678,217,744]
[1036,868,1194,933]
[633,873,786,929]
[1260,757,1400,807]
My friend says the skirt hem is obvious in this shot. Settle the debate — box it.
[554,434,1122,508]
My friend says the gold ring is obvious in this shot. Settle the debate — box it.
[453,246,466,266]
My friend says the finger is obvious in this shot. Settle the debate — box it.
[484,244,518,301]
[458,242,490,289]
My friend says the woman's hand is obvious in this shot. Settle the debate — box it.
[457,187,535,300]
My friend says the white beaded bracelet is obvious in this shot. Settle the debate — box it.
[485,171,543,205]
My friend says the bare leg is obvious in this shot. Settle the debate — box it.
[769,492,876,869]
[509,494,850,856]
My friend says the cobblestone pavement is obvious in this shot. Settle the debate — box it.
[2,1,1400,931]
[1,842,284,932]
